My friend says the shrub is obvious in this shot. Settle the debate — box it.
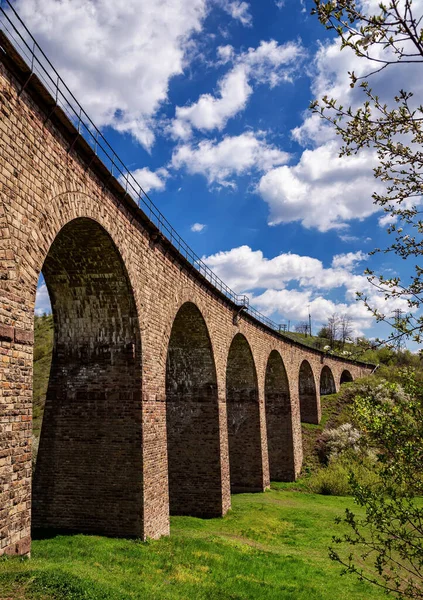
[307,453,380,496]
[317,423,361,464]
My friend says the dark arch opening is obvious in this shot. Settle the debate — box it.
[340,369,354,384]
[265,350,295,481]
[32,218,143,537]
[226,333,262,492]
[320,365,336,396]
[298,360,319,424]
[165,302,222,517]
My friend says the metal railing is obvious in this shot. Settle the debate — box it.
[0,0,289,333]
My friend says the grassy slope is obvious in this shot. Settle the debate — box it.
[0,489,385,600]
[300,390,354,475]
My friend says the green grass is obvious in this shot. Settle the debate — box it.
[0,489,386,600]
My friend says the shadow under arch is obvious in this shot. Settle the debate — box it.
[298,360,320,424]
[320,365,336,396]
[165,302,222,517]
[340,369,354,384]
[265,350,295,481]
[33,217,143,537]
[226,333,263,492]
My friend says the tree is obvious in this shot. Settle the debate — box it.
[327,313,340,346]
[317,325,331,339]
[330,369,423,597]
[339,313,353,347]
[311,2,423,595]
[311,0,423,349]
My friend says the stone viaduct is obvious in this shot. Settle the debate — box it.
[0,19,373,556]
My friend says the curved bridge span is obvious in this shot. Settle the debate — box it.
[0,24,373,556]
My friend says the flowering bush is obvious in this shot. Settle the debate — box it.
[320,423,361,462]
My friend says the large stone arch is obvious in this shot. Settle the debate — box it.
[340,369,354,384]
[298,360,320,424]
[19,189,143,316]
[32,217,143,537]
[264,350,295,481]
[226,333,263,492]
[165,301,223,517]
[320,365,336,396]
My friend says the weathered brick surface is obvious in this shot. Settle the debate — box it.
[265,350,294,482]
[166,302,225,516]
[298,360,320,424]
[0,48,373,555]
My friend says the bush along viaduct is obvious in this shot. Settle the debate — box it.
[0,11,374,557]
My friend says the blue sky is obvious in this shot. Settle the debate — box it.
[13,0,417,344]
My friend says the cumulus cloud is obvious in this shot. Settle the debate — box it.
[258,21,423,231]
[204,244,409,335]
[191,222,206,232]
[9,0,210,149]
[258,141,382,231]
[331,251,367,270]
[171,131,290,186]
[129,167,169,194]
[170,39,304,138]
[171,65,252,141]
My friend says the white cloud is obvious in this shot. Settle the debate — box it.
[217,45,235,64]
[203,244,409,335]
[171,39,304,138]
[191,222,206,232]
[204,244,365,292]
[221,1,252,26]
[129,167,169,194]
[10,0,209,149]
[261,22,423,231]
[331,251,367,270]
[35,283,51,316]
[258,141,382,231]
[171,65,252,140]
[379,213,398,227]
[171,132,290,186]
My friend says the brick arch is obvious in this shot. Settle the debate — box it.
[157,291,220,376]
[298,359,320,424]
[226,332,263,492]
[32,217,143,537]
[21,190,142,322]
[264,350,295,481]
[165,301,223,517]
[340,369,354,384]
[320,365,336,396]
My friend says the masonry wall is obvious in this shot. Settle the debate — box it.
[0,50,373,556]
[265,350,295,481]
[166,302,223,517]
[32,218,143,536]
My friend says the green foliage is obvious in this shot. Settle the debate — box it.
[307,453,379,497]
[330,369,423,597]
